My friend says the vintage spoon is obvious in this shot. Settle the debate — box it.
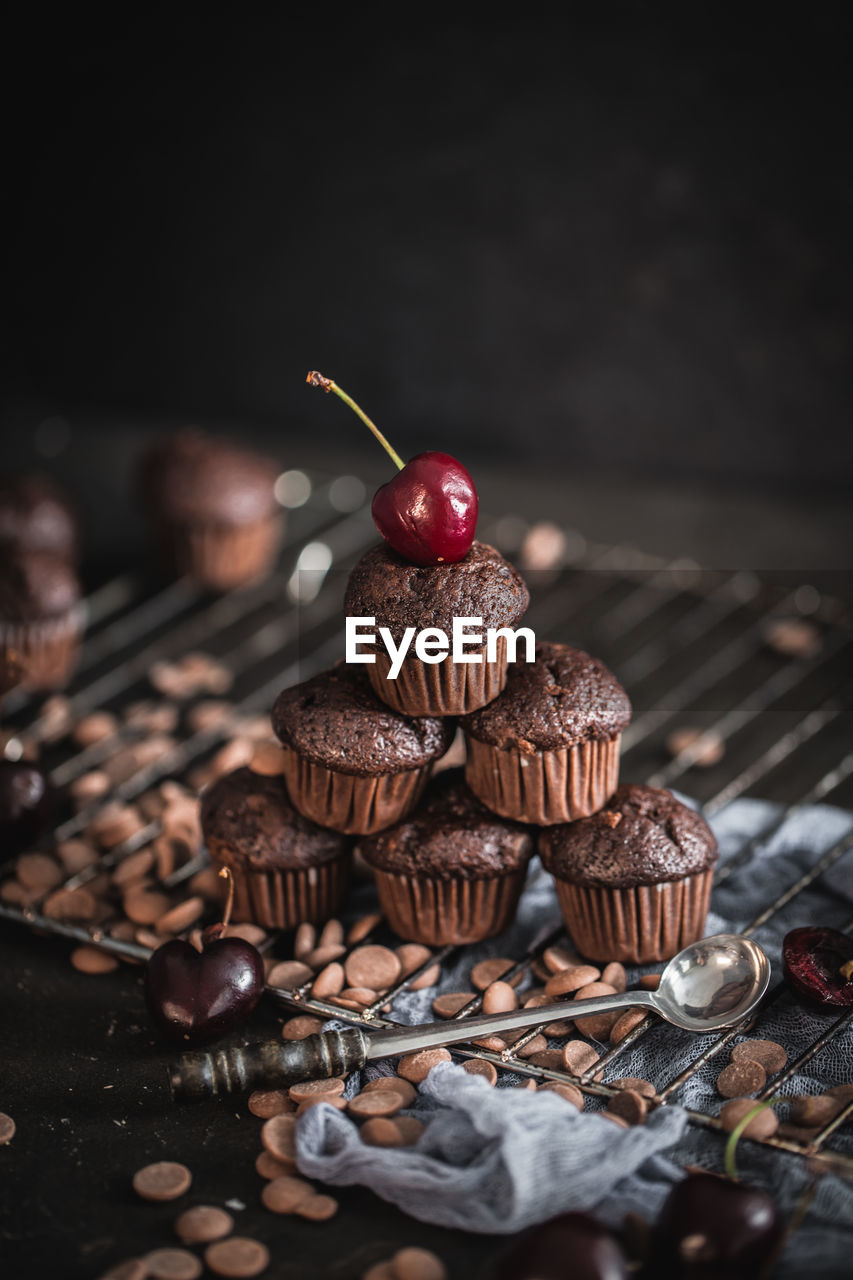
[170,933,770,1101]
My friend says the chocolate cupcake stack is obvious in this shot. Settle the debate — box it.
[201,513,716,962]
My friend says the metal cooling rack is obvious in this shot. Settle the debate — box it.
[1,468,852,1176]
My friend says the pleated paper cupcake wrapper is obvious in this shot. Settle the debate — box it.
[552,868,714,964]
[208,840,351,929]
[0,607,83,691]
[464,733,621,825]
[371,866,528,946]
[281,746,431,836]
[367,633,511,716]
[159,512,283,590]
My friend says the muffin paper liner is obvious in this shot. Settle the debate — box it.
[367,633,511,716]
[370,866,528,945]
[280,746,432,836]
[0,607,83,690]
[208,838,351,929]
[552,868,714,963]
[464,733,621,825]
[159,512,283,590]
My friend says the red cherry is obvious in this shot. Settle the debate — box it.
[144,934,264,1044]
[371,450,478,565]
[783,926,853,1009]
[143,867,264,1043]
[307,371,478,565]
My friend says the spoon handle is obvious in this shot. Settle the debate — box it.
[368,989,659,1059]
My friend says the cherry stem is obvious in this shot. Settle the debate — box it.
[723,1100,777,1180]
[306,371,405,471]
[218,866,235,932]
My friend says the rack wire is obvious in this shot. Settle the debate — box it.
[1,469,851,1176]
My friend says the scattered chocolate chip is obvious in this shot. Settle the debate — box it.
[311,961,345,999]
[607,1089,648,1125]
[561,1040,601,1076]
[254,1151,289,1181]
[665,726,725,767]
[716,1059,767,1099]
[542,945,580,974]
[42,887,99,920]
[345,945,401,991]
[601,962,627,993]
[295,1095,348,1116]
[347,913,383,945]
[348,1090,407,1118]
[764,617,821,659]
[0,1112,15,1144]
[296,1193,338,1221]
[144,1247,203,1280]
[731,1039,787,1074]
[249,742,287,776]
[790,1094,844,1127]
[431,992,475,1019]
[471,957,518,990]
[248,1090,293,1119]
[261,1175,314,1214]
[16,851,63,892]
[288,1077,345,1105]
[260,1113,297,1161]
[281,1016,324,1041]
[360,1117,404,1147]
[611,1078,656,1098]
[391,1115,425,1145]
[462,1059,498,1085]
[362,1077,417,1107]
[719,1098,779,1139]
[266,960,313,990]
[397,1049,451,1083]
[483,980,519,1014]
[174,1205,234,1244]
[71,946,120,974]
[156,897,205,936]
[516,1035,550,1059]
[609,1009,648,1044]
[391,1246,449,1280]
[408,963,441,991]
[537,1082,583,1109]
[132,1161,192,1202]
[544,964,601,996]
[204,1236,270,1278]
[73,711,119,748]
[526,1049,564,1071]
[638,974,661,990]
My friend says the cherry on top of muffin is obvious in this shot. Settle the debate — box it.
[344,540,530,643]
[461,641,630,752]
[358,769,534,880]
[0,551,81,621]
[0,473,79,562]
[539,783,717,887]
[271,664,455,776]
[138,428,280,526]
[307,371,478,566]
[200,766,348,871]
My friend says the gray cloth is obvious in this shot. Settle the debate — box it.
[295,797,853,1277]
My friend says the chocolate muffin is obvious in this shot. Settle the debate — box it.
[138,429,282,590]
[200,766,351,928]
[0,473,79,562]
[271,665,455,835]
[0,552,83,689]
[358,770,534,944]
[461,641,630,825]
[344,540,530,716]
[539,784,718,963]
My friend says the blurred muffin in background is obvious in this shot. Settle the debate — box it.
[0,552,84,689]
[0,473,80,563]
[137,429,283,590]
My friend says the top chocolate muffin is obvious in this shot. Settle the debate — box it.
[461,640,631,751]
[271,665,454,777]
[344,540,529,643]
[539,783,717,888]
[0,474,79,562]
[138,429,279,527]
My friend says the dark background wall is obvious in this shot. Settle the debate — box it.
[4,7,852,494]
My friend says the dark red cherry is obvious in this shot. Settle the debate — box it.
[492,1212,629,1280]
[307,371,478,565]
[371,451,478,565]
[648,1172,781,1278]
[783,926,853,1009]
[144,934,264,1044]
[0,759,54,855]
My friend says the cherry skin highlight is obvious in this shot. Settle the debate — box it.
[783,926,853,1009]
[648,1171,781,1278]
[371,451,478,565]
[145,934,264,1044]
[0,760,54,855]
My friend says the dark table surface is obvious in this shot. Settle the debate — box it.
[1,444,851,1279]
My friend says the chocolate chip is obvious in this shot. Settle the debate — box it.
[293,922,317,959]
[347,912,383,945]
[611,1077,656,1098]
[223,923,266,947]
[391,1247,449,1280]
[666,726,726,768]
[470,957,518,990]
[719,1098,779,1138]
[360,1117,404,1147]
[391,1116,425,1145]
[716,1059,767,1098]
[349,1090,407,1118]
[306,944,347,969]
[345,945,402,991]
[260,1113,297,1161]
[764,617,821,659]
[790,1094,844,1127]
[311,961,345,999]
[537,1082,583,1109]
[112,849,155,888]
[204,1237,270,1278]
[542,945,581,974]
[156,897,205,936]
[281,1016,324,1041]
[267,960,313,990]
[542,1019,574,1037]
[248,1090,293,1119]
[610,1009,648,1044]
[638,973,661,990]
[254,1151,289,1180]
[123,889,172,926]
[408,963,441,991]
[516,1035,549,1059]
[261,1175,314,1214]
[462,1059,498,1085]
[249,742,287,776]
[288,1077,345,1104]
[731,1039,787,1074]
[174,1205,234,1244]
[0,1112,16,1144]
[362,1076,417,1107]
[601,962,627,993]
[296,1193,338,1221]
[56,839,99,874]
[561,1040,601,1075]
[526,1049,564,1071]
[432,992,476,1018]
[544,964,600,996]
[73,711,119,747]
[132,1161,192,1202]
[144,1247,203,1280]
[16,852,63,892]
[71,946,119,974]
[483,981,519,1014]
[607,1089,648,1125]
[397,1049,451,1083]
[295,1094,348,1116]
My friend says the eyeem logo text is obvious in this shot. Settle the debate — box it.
[346,617,536,679]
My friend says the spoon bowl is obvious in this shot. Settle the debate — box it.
[652,933,771,1032]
